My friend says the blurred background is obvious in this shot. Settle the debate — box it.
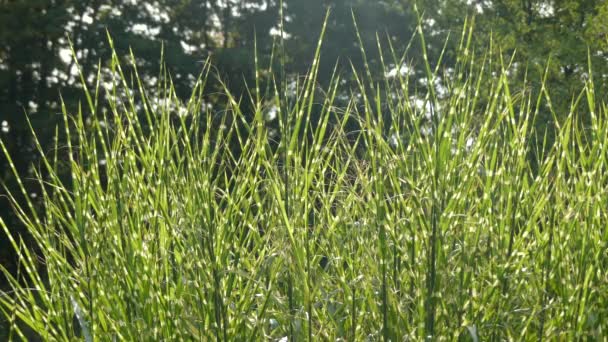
[1,0,607,296]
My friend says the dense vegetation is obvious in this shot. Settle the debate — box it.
[1,12,607,339]
[3,0,608,238]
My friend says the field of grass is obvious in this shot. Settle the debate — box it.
[1,21,607,340]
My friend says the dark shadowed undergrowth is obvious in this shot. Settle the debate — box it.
[1,19,607,341]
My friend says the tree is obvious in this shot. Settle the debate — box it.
[426,0,608,122]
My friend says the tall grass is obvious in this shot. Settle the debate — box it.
[1,20,607,341]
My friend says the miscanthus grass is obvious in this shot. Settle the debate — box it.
[1,20,607,341]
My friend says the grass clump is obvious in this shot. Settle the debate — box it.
[1,22,607,341]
